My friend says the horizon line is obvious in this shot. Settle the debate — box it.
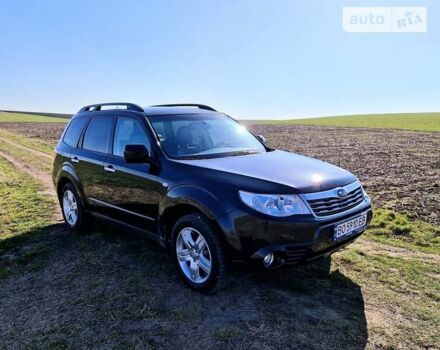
[1,108,439,121]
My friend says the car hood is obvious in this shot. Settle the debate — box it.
[178,150,357,193]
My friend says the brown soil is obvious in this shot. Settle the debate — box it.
[0,122,65,148]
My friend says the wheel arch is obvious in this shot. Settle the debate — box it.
[55,164,87,207]
[159,185,232,250]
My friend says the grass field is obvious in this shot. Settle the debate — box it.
[0,111,68,123]
[2,111,440,132]
[245,112,440,132]
[0,115,439,348]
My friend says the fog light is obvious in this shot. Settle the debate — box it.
[263,253,275,267]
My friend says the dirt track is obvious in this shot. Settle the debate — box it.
[0,135,52,160]
[0,150,54,195]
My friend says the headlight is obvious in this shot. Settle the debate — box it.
[239,191,311,217]
[362,187,371,203]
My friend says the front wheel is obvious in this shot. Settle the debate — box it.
[172,213,229,293]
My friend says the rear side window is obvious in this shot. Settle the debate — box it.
[82,117,113,154]
[63,118,88,147]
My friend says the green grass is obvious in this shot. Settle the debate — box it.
[245,113,440,132]
[335,210,440,346]
[365,208,440,254]
[0,156,54,242]
[336,247,439,346]
[0,128,55,154]
[0,140,53,173]
[0,155,54,279]
[0,138,52,173]
[3,111,439,131]
[0,112,68,123]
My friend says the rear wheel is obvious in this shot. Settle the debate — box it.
[60,182,87,232]
[172,213,229,293]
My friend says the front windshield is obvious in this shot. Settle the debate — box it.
[149,114,266,159]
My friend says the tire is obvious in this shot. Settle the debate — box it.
[60,182,88,232]
[172,213,229,293]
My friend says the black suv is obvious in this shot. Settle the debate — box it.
[53,102,372,292]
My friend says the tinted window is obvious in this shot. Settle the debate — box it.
[63,117,87,147]
[82,117,113,153]
[113,117,150,157]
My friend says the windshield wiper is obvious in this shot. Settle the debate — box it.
[175,150,261,160]
[176,155,211,160]
[227,150,260,157]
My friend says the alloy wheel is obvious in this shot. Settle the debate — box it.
[176,227,212,284]
[62,189,78,226]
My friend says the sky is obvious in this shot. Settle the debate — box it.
[0,0,439,119]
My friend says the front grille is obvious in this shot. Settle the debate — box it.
[306,186,364,217]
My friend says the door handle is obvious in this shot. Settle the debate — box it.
[104,165,115,173]
[71,156,79,163]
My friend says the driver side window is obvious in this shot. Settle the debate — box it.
[113,117,150,157]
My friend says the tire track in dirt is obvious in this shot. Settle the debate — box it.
[352,237,440,264]
[0,135,52,160]
[0,149,61,221]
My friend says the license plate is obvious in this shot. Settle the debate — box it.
[334,213,367,241]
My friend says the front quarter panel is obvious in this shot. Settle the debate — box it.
[161,185,233,220]
[160,184,243,249]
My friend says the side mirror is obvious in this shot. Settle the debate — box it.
[257,135,266,144]
[124,144,149,163]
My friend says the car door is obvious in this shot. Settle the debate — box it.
[99,115,163,235]
[74,115,114,215]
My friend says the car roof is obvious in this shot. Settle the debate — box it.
[143,106,218,116]
[72,103,221,119]
[73,109,143,119]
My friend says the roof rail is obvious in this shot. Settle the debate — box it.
[79,102,144,113]
[150,103,216,112]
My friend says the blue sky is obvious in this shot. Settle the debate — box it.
[0,0,438,119]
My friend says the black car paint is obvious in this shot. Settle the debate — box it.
[178,150,357,193]
[53,106,372,265]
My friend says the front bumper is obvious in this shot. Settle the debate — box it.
[251,231,362,267]
[217,202,373,266]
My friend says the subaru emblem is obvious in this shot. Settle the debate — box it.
[337,188,347,197]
